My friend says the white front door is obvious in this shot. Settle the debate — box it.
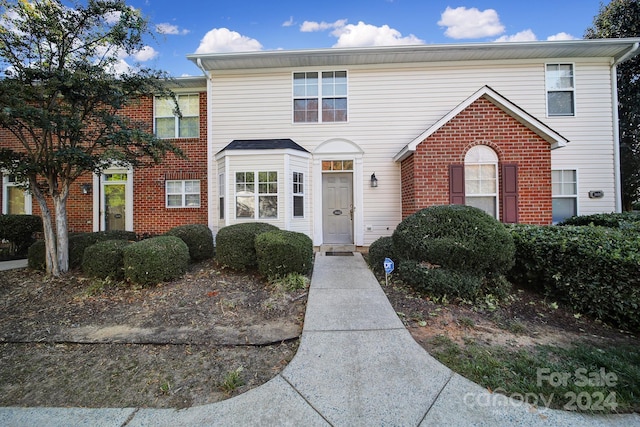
[322,172,353,244]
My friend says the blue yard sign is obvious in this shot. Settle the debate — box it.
[383,257,394,274]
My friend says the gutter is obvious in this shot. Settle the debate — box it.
[195,58,217,233]
[610,42,639,212]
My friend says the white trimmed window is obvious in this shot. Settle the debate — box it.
[219,173,225,220]
[235,171,278,219]
[546,64,575,116]
[293,172,304,218]
[465,146,498,218]
[293,71,347,123]
[166,180,200,208]
[552,169,577,223]
[2,175,32,214]
[155,94,199,138]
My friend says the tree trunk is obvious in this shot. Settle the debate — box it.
[53,189,69,274]
[29,179,59,276]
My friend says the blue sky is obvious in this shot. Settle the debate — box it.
[125,0,606,77]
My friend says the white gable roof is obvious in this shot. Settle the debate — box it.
[393,86,569,162]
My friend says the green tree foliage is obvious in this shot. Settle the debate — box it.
[585,0,640,211]
[0,0,183,275]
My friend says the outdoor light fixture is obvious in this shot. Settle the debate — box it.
[80,183,92,195]
[370,173,378,188]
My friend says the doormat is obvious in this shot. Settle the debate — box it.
[325,252,354,256]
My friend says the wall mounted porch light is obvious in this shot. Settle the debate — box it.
[80,183,92,195]
[370,173,378,188]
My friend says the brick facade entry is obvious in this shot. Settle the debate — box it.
[400,96,553,225]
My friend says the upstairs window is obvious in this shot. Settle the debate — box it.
[546,64,575,116]
[293,71,347,123]
[155,94,199,138]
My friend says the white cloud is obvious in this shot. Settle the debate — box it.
[547,32,577,41]
[103,11,122,25]
[331,21,424,48]
[156,23,190,35]
[133,45,158,61]
[494,29,537,42]
[195,28,263,54]
[282,16,295,27]
[438,6,505,39]
[300,19,347,32]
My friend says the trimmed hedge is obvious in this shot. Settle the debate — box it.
[165,224,214,262]
[560,212,640,228]
[123,236,189,286]
[0,214,43,257]
[255,230,313,279]
[508,224,640,331]
[27,240,46,270]
[28,230,137,271]
[69,231,137,268]
[82,239,132,280]
[392,205,515,276]
[367,236,396,275]
[387,205,514,302]
[216,222,279,271]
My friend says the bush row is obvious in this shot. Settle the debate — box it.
[368,205,515,302]
[508,224,640,331]
[559,212,640,228]
[215,222,313,279]
[0,214,42,257]
[28,224,214,286]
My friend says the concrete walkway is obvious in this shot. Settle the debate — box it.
[1,253,639,426]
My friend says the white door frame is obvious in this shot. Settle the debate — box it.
[92,167,134,232]
[312,139,364,246]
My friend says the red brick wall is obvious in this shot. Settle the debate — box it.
[401,96,552,225]
[0,92,208,235]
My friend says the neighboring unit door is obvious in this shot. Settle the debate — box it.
[322,172,353,244]
[101,173,128,231]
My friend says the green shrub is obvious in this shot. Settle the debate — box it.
[123,236,189,286]
[559,212,640,228]
[0,214,43,257]
[82,239,132,280]
[397,259,483,300]
[165,224,214,262]
[508,224,640,331]
[367,236,396,274]
[26,230,136,271]
[255,230,313,279]
[392,205,515,276]
[27,240,46,270]
[69,231,137,268]
[216,222,279,271]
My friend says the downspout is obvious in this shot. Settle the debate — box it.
[611,42,640,212]
[196,58,217,234]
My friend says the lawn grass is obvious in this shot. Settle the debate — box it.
[429,335,640,414]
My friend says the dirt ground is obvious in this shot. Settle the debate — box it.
[380,277,639,354]
[0,260,306,409]
[2,258,638,410]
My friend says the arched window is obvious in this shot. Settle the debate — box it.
[464,145,498,218]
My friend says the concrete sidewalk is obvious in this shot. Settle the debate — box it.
[1,253,639,426]
[0,259,27,271]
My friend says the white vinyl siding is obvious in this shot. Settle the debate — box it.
[209,58,617,244]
